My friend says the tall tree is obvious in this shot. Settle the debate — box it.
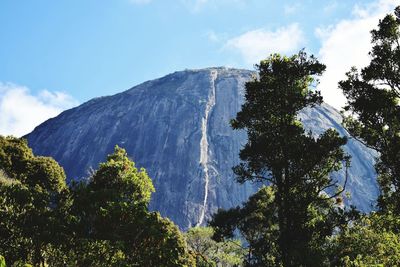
[230,51,350,266]
[0,136,68,266]
[69,146,194,267]
[339,6,400,213]
[0,140,195,266]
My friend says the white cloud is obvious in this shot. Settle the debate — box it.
[316,0,398,110]
[225,23,305,64]
[206,30,220,42]
[0,83,78,137]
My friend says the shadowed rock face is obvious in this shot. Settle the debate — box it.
[25,67,379,230]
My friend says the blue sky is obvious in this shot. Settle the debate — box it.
[0,0,398,136]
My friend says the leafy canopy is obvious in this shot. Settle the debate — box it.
[68,146,193,267]
[185,226,245,267]
[0,136,68,266]
[226,51,350,266]
[339,6,400,213]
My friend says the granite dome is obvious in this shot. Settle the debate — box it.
[26,68,379,229]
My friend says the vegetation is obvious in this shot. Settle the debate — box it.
[339,6,400,213]
[0,137,194,266]
[0,255,5,267]
[213,50,352,266]
[185,227,245,267]
[330,5,400,266]
[329,213,400,266]
[213,5,400,267]
[65,146,193,266]
[1,5,400,267]
[0,137,68,266]
[210,186,280,266]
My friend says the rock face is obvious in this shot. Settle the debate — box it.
[25,68,379,230]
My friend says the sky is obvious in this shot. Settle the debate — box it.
[0,0,398,136]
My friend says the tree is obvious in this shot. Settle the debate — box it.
[68,146,194,266]
[229,51,350,266]
[211,186,280,266]
[185,226,245,267]
[339,6,400,214]
[0,136,68,266]
[0,140,195,266]
[211,186,353,266]
[329,212,400,266]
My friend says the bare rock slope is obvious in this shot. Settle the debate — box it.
[26,68,378,229]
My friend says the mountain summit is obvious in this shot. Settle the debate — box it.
[26,68,378,229]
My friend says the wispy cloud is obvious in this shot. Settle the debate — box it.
[316,0,398,110]
[224,23,305,65]
[205,30,220,42]
[0,83,78,137]
[284,3,300,15]
[322,1,338,14]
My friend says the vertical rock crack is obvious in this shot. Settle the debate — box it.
[196,69,218,226]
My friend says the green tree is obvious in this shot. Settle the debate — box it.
[69,146,194,267]
[0,136,68,266]
[0,139,195,266]
[185,226,245,267]
[211,186,279,266]
[229,51,350,266]
[330,213,400,266]
[339,6,400,213]
[211,186,353,266]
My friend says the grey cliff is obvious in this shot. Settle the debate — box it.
[25,68,379,229]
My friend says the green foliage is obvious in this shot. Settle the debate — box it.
[0,137,66,192]
[5,8,400,262]
[211,186,279,266]
[339,5,400,213]
[11,262,33,267]
[90,146,155,207]
[228,51,350,266]
[211,186,355,266]
[331,6,400,266]
[185,227,245,267]
[0,255,5,267]
[67,146,194,266]
[0,136,68,266]
[0,170,19,186]
[0,140,194,266]
[330,213,400,266]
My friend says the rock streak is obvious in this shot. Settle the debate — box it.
[197,70,218,226]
